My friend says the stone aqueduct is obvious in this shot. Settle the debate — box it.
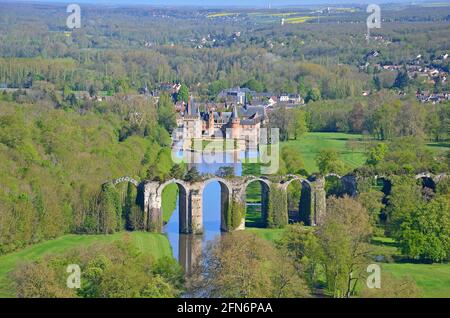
[110,173,447,234]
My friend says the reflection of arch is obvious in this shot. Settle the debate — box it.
[201,178,232,232]
[244,178,271,228]
[157,179,190,234]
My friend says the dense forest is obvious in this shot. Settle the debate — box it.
[0,88,180,253]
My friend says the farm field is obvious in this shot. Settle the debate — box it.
[0,232,172,298]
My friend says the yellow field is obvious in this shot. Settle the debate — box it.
[207,12,239,18]
[248,12,302,17]
[285,16,315,24]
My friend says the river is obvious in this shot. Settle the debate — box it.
[163,150,255,272]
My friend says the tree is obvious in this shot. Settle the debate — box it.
[387,177,423,237]
[315,149,345,174]
[184,166,202,182]
[288,109,308,140]
[348,103,365,133]
[393,68,409,89]
[396,196,450,262]
[425,104,448,142]
[366,143,387,166]
[305,87,321,103]
[268,105,290,141]
[277,224,323,292]
[318,196,372,298]
[170,163,187,180]
[88,85,97,98]
[157,93,177,133]
[373,76,382,91]
[146,149,173,182]
[282,146,305,174]
[187,232,309,298]
[216,166,235,178]
[175,83,189,104]
[208,80,229,99]
[242,78,264,92]
[13,241,184,298]
[124,183,144,231]
[357,189,385,226]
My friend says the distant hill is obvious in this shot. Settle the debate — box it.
[6,0,450,8]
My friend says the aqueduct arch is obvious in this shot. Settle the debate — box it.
[157,179,190,234]
[136,172,448,234]
[200,178,232,232]
[242,178,271,228]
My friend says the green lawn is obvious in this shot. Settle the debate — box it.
[245,228,286,242]
[245,205,265,228]
[162,183,178,223]
[382,263,450,298]
[426,141,450,155]
[370,238,450,298]
[245,132,448,176]
[0,232,172,298]
[281,132,368,174]
[249,228,450,298]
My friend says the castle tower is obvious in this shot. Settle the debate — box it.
[208,106,215,137]
[230,104,240,139]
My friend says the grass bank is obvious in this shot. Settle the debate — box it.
[0,231,172,297]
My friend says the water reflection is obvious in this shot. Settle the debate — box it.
[164,182,225,273]
[164,150,252,272]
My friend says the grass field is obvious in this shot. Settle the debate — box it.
[246,228,286,242]
[284,16,315,24]
[281,132,368,175]
[0,232,172,298]
[369,238,450,298]
[381,262,450,298]
[250,228,450,298]
[245,205,265,228]
[162,183,178,223]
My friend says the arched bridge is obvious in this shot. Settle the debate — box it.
[110,172,447,235]
[142,174,357,234]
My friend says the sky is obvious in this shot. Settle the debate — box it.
[6,0,447,8]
